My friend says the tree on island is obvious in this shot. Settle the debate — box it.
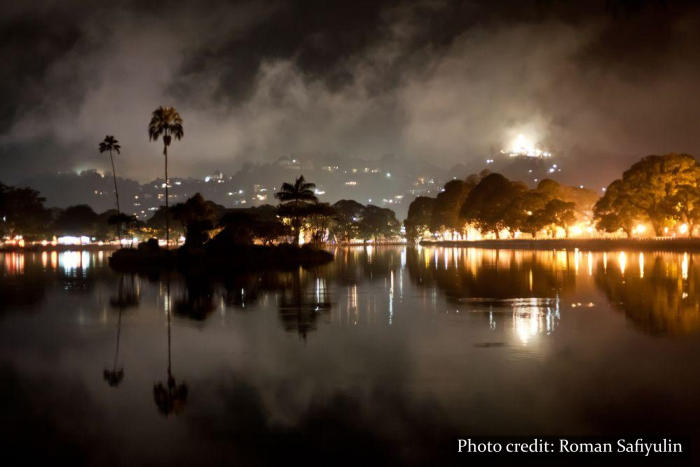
[148,106,184,247]
[275,175,318,245]
[171,193,222,249]
[98,135,122,241]
[303,202,336,243]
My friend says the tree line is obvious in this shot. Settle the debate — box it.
[0,176,400,245]
[405,153,700,241]
[404,171,597,241]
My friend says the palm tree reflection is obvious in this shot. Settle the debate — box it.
[154,278,188,415]
[278,268,331,339]
[104,274,140,387]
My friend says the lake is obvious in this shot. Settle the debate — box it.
[1,247,700,465]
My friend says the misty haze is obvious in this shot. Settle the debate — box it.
[2,1,700,466]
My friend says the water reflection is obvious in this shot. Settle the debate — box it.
[4,248,700,464]
[154,279,188,416]
[103,275,140,387]
[3,248,700,339]
[595,251,700,336]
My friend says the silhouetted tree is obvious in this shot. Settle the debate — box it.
[171,193,221,248]
[331,199,365,243]
[671,184,700,237]
[304,202,336,243]
[0,183,48,240]
[53,204,99,236]
[594,179,640,237]
[404,196,435,242]
[430,179,472,238]
[358,205,400,242]
[595,154,700,236]
[148,106,184,247]
[460,173,527,238]
[99,135,122,239]
[275,175,318,244]
[541,199,577,237]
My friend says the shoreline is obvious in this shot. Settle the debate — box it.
[419,238,700,252]
[0,244,122,253]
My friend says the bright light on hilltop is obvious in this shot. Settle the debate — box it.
[501,133,551,158]
[511,134,533,153]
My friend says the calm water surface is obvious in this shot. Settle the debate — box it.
[1,247,700,465]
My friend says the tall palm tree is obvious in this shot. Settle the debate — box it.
[275,175,318,245]
[99,135,122,241]
[148,107,184,247]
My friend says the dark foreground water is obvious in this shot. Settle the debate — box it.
[2,247,700,466]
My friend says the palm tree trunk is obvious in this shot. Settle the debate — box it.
[109,149,121,243]
[164,143,169,248]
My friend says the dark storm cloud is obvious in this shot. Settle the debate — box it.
[0,0,699,185]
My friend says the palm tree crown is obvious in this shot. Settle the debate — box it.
[275,175,318,205]
[99,135,121,155]
[99,135,122,241]
[148,106,183,153]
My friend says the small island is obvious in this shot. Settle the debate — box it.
[109,176,337,274]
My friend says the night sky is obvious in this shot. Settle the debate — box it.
[1,0,699,186]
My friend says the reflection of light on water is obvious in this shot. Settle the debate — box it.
[588,252,593,276]
[618,252,626,276]
[528,269,533,292]
[389,271,394,325]
[639,253,644,279]
[574,248,579,273]
[400,247,406,268]
[556,251,567,270]
[347,285,358,324]
[3,253,25,275]
[603,252,607,272]
[59,251,89,274]
[512,297,559,345]
[315,278,327,304]
[682,252,689,280]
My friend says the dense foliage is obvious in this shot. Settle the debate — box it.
[405,172,596,241]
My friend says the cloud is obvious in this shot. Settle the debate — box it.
[1,0,699,187]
